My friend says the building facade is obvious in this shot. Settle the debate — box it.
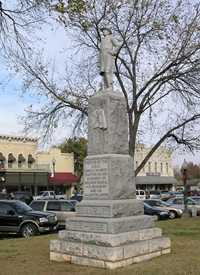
[135,144,176,191]
[0,135,78,196]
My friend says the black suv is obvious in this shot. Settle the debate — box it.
[0,200,58,238]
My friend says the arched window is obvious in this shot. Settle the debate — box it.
[18,154,26,168]
[8,153,16,168]
[0,152,6,168]
[28,154,35,168]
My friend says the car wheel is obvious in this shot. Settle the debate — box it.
[21,223,38,238]
[169,211,176,219]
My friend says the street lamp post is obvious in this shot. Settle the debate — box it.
[182,160,188,212]
[51,158,56,178]
[50,158,56,194]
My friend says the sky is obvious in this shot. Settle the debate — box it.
[0,20,74,146]
[0,71,25,136]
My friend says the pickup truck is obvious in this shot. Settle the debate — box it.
[33,191,66,200]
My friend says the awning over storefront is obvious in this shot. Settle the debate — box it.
[136,176,177,185]
[6,172,48,186]
[48,173,78,185]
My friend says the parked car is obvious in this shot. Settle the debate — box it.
[160,191,173,201]
[144,199,183,219]
[0,200,58,238]
[166,196,200,216]
[33,191,66,200]
[69,200,79,208]
[0,192,9,199]
[136,190,146,200]
[169,191,184,198]
[166,197,185,209]
[70,193,83,202]
[13,191,33,205]
[144,202,170,220]
[30,199,76,229]
[149,191,161,199]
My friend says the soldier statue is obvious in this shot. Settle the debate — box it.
[100,27,121,89]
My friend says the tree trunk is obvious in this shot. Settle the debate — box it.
[128,111,140,164]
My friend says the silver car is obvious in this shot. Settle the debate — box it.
[144,199,183,219]
[166,196,200,215]
[30,199,76,229]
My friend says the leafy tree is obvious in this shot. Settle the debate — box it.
[59,137,87,178]
[4,0,200,175]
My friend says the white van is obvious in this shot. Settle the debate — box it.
[136,190,146,200]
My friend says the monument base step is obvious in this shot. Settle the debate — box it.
[58,227,162,247]
[50,236,170,269]
[50,249,170,269]
[65,215,155,234]
[76,199,144,218]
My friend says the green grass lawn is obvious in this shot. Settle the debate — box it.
[1,218,200,275]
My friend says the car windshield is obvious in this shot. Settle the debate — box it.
[12,201,32,214]
[160,201,171,207]
[144,202,151,208]
[150,191,160,195]
[145,200,161,207]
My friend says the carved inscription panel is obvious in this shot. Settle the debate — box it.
[68,221,107,233]
[78,206,111,217]
[84,158,109,197]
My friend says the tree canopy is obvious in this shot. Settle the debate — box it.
[2,0,200,175]
[174,161,200,182]
[59,137,87,178]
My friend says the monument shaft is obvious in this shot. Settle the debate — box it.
[50,89,171,269]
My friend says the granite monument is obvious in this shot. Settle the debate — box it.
[50,28,171,269]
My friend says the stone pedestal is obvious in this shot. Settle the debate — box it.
[50,89,171,269]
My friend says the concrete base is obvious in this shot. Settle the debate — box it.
[50,234,170,269]
[50,226,171,269]
[50,249,170,269]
